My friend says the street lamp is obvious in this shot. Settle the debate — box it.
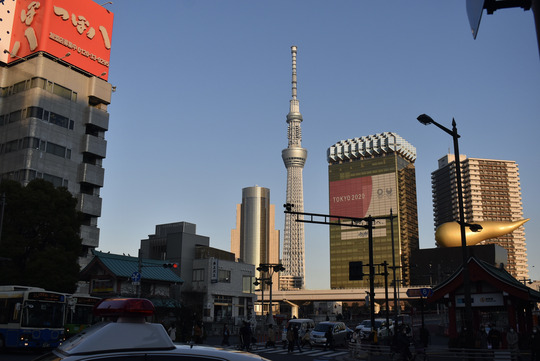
[417,113,473,330]
[257,263,285,324]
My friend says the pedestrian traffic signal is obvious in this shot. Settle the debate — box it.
[163,263,178,269]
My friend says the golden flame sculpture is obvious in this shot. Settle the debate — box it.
[435,219,530,248]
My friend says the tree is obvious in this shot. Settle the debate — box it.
[0,179,82,293]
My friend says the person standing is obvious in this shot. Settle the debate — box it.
[222,324,230,346]
[168,324,176,342]
[488,325,501,349]
[240,322,252,351]
[531,327,540,361]
[324,326,335,351]
[506,328,519,360]
[477,326,488,349]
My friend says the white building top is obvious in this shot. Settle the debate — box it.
[327,132,417,163]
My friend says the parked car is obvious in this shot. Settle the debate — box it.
[281,318,315,348]
[310,321,349,347]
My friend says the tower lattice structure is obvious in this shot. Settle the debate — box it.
[281,46,307,290]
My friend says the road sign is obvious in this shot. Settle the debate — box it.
[131,271,141,283]
[406,287,433,298]
[421,288,433,297]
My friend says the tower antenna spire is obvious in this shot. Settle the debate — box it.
[291,45,297,100]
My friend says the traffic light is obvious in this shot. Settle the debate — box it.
[163,263,178,269]
[349,261,364,280]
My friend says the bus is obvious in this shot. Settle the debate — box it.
[65,295,100,338]
[0,285,66,349]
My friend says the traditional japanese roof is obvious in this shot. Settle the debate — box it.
[81,250,183,283]
[429,256,540,303]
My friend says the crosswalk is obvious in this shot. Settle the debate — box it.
[224,345,349,358]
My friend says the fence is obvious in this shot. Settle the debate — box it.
[349,342,523,360]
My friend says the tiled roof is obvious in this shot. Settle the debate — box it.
[90,250,183,283]
[432,256,540,301]
[476,258,540,299]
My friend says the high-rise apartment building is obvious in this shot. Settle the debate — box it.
[432,155,529,279]
[281,46,307,290]
[0,0,114,267]
[327,132,419,288]
[231,186,280,289]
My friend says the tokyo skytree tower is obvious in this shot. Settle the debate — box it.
[281,46,307,290]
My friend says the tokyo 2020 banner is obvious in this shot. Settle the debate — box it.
[329,172,398,219]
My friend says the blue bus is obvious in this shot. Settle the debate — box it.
[0,285,66,349]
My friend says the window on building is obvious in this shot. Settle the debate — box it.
[242,275,254,293]
[193,269,205,282]
[218,269,231,283]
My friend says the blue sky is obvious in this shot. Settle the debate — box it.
[98,1,540,289]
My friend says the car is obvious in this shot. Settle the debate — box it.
[281,318,315,348]
[309,321,349,347]
[32,298,271,361]
[355,318,385,340]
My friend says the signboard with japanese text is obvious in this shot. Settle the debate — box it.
[210,257,218,283]
[0,0,114,79]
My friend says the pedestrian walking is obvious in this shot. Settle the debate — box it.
[287,326,294,353]
[301,326,312,350]
[265,324,276,348]
[293,325,302,352]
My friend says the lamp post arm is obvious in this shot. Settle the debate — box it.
[431,119,460,138]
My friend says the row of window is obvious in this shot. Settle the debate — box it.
[1,76,77,102]
[0,106,75,130]
[0,136,71,159]
[0,169,68,188]
[193,269,254,294]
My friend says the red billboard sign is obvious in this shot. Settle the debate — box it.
[4,0,114,79]
[329,173,397,219]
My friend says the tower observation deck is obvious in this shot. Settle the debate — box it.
[281,46,307,290]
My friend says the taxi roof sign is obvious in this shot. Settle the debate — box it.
[94,298,154,318]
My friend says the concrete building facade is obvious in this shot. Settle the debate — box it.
[0,0,114,267]
[140,221,257,326]
[431,154,529,279]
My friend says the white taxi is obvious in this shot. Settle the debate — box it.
[32,298,270,361]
